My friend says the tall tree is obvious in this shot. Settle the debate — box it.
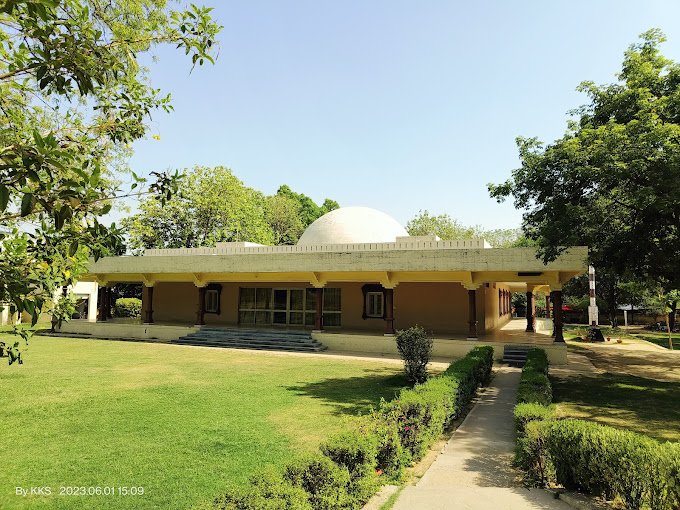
[275,185,339,228]
[0,0,221,342]
[489,30,680,329]
[406,210,522,247]
[264,195,305,245]
[124,166,274,252]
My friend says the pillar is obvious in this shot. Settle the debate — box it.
[195,286,206,326]
[467,289,478,339]
[546,294,551,319]
[384,288,395,336]
[550,291,556,337]
[314,288,324,331]
[553,290,564,343]
[525,291,535,332]
[143,285,154,324]
[106,287,113,319]
[97,286,107,322]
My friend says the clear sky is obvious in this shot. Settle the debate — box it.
[122,0,680,231]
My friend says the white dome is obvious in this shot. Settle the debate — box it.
[297,207,409,245]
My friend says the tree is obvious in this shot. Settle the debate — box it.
[264,195,305,245]
[0,0,221,346]
[406,210,523,247]
[407,210,477,239]
[124,166,274,252]
[275,185,339,228]
[489,30,680,327]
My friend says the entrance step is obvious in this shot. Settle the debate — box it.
[502,345,533,366]
[172,328,327,353]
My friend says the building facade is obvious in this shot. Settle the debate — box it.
[68,207,586,346]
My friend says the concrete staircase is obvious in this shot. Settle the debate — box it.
[172,328,328,353]
[501,345,533,366]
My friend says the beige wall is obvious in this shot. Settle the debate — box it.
[147,280,510,335]
[483,283,513,332]
[393,282,468,335]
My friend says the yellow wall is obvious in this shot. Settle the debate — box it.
[483,283,513,332]
[148,280,513,335]
[393,282,468,335]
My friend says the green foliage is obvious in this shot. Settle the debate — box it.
[265,195,306,245]
[516,349,552,406]
[513,346,680,510]
[125,177,340,250]
[356,413,406,479]
[276,185,339,229]
[516,420,554,486]
[320,430,378,478]
[489,29,680,296]
[283,455,357,510]
[513,403,554,437]
[124,166,275,251]
[0,0,221,349]
[523,349,548,375]
[395,326,433,384]
[114,297,142,318]
[521,420,680,510]
[406,210,522,247]
[214,466,312,510]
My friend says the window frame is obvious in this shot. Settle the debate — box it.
[204,283,222,315]
[361,284,386,320]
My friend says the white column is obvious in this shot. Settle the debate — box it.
[588,265,599,326]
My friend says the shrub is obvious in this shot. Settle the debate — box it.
[516,420,554,486]
[283,454,356,510]
[114,297,142,318]
[516,349,552,406]
[320,430,377,477]
[356,412,407,480]
[395,326,433,384]
[513,403,553,436]
[515,419,680,510]
[523,348,548,375]
[213,465,312,510]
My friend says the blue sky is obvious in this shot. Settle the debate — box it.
[123,0,680,230]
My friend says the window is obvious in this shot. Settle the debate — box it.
[204,284,222,314]
[366,292,384,318]
[206,290,219,313]
[361,284,385,319]
[238,287,341,327]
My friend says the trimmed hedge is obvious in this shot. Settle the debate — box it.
[522,420,680,510]
[113,297,142,318]
[211,345,494,510]
[514,348,680,510]
[516,348,552,406]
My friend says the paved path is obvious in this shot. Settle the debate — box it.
[391,366,572,510]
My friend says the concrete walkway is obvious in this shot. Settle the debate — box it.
[391,366,572,510]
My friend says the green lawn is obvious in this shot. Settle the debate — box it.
[551,372,680,442]
[0,334,408,509]
[563,324,680,349]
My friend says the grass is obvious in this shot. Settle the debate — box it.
[551,373,680,442]
[0,333,408,510]
[563,324,680,349]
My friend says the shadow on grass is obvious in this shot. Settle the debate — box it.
[284,370,409,416]
[551,373,680,441]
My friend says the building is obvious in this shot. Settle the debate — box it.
[60,207,587,363]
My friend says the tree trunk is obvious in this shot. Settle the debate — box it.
[665,312,673,350]
[607,284,618,328]
[669,301,677,331]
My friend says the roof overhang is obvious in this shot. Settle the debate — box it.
[82,246,588,291]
